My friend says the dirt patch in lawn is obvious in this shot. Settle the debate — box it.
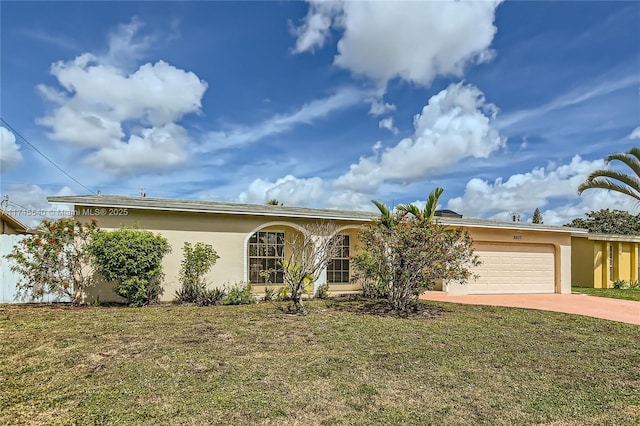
[327,298,448,318]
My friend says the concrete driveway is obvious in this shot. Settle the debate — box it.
[420,292,640,325]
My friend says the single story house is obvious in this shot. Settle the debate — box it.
[1,210,31,235]
[571,233,640,288]
[48,195,584,301]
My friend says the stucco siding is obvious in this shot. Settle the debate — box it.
[571,237,640,288]
[70,203,576,301]
[79,207,364,301]
[571,237,595,287]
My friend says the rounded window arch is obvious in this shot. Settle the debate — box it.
[243,221,305,283]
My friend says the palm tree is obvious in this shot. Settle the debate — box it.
[371,200,399,229]
[578,147,640,202]
[397,187,444,222]
[371,187,444,228]
[266,199,282,206]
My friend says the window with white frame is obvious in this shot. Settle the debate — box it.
[609,244,614,282]
[327,234,350,283]
[249,231,284,283]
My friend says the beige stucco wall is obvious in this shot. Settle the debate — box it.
[76,206,574,301]
[78,207,363,302]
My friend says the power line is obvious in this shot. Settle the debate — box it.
[0,117,96,194]
[7,201,49,219]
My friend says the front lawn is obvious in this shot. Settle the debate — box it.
[1,301,639,425]
[572,286,640,302]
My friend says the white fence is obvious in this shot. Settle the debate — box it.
[0,234,69,303]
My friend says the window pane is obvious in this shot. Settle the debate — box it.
[249,231,285,283]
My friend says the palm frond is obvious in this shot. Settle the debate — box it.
[423,187,444,221]
[605,148,640,179]
[578,147,640,203]
[580,169,640,194]
[578,178,640,201]
[371,200,390,218]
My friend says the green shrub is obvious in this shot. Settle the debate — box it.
[90,227,171,307]
[352,252,389,299]
[175,242,220,305]
[263,286,275,302]
[628,280,640,289]
[200,288,226,306]
[115,277,163,308]
[613,279,627,289]
[222,282,256,305]
[315,282,329,299]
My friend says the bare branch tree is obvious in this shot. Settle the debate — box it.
[282,221,343,315]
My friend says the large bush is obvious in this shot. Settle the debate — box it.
[357,188,480,313]
[5,218,98,304]
[90,228,171,307]
[175,242,220,305]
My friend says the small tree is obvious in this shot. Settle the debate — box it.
[532,208,543,224]
[90,227,171,307]
[5,217,98,304]
[267,199,282,206]
[280,221,343,315]
[175,242,220,304]
[357,188,480,313]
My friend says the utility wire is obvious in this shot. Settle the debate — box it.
[7,201,49,219]
[0,117,96,194]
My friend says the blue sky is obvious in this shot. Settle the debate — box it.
[1,0,638,226]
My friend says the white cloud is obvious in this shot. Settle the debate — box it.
[378,117,398,134]
[202,87,368,151]
[238,175,324,206]
[85,123,190,175]
[4,184,75,227]
[369,99,396,116]
[36,22,208,175]
[335,83,504,192]
[629,126,640,140]
[292,1,502,88]
[326,190,377,212]
[445,155,640,224]
[100,18,154,69]
[290,1,343,54]
[0,126,23,172]
[497,72,640,132]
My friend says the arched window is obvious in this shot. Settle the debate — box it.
[248,231,284,283]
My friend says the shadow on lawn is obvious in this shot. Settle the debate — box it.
[325,297,449,319]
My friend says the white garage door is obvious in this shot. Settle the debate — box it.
[469,243,555,294]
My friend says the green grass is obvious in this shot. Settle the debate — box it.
[572,286,640,301]
[1,300,639,425]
